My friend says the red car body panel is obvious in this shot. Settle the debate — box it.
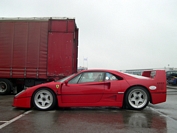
[13,69,166,109]
[13,97,31,108]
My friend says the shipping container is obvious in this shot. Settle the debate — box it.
[0,17,78,94]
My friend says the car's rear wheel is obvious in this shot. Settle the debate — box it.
[125,86,149,110]
[32,88,56,110]
[0,79,12,95]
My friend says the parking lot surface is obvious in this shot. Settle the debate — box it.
[0,87,177,133]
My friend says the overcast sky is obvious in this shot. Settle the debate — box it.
[0,0,177,70]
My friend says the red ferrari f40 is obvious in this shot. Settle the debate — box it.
[13,69,166,110]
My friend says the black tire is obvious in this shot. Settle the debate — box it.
[32,88,56,110]
[0,79,12,95]
[125,86,149,110]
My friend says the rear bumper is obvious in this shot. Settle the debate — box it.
[151,92,166,104]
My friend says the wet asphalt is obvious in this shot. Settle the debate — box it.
[0,87,177,133]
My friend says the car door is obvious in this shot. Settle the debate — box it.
[101,72,121,102]
[61,71,105,104]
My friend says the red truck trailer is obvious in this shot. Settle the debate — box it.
[0,17,78,95]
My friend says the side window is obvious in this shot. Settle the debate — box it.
[105,73,118,81]
[78,72,104,83]
[68,74,82,84]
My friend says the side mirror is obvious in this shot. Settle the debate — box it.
[64,80,68,86]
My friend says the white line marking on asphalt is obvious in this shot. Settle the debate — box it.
[0,110,32,129]
[0,121,8,123]
[149,107,177,123]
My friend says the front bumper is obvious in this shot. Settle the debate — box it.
[13,97,31,109]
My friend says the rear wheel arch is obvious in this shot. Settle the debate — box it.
[122,85,152,110]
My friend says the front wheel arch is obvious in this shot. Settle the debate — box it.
[123,86,151,110]
[31,88,57,110]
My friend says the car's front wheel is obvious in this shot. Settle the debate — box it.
[32,88,56,110]
[125,86,149,110]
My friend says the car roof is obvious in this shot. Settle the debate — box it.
[79,69,150,80]
[80,69,119,73]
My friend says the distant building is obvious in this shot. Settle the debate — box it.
[125,67,177,75]
[78,66,88,72]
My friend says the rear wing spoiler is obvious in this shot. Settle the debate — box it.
[142,70,166,80]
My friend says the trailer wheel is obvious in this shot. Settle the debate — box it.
[0,79,12,95]
[125,86,149,110]
[32,88,56,110]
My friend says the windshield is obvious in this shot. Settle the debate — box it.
[57,74,76,82]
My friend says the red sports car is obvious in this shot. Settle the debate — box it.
[13,69,166,110]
